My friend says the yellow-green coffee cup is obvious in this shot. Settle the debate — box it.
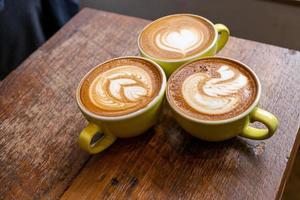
[76,56,167,154]
[138,14,230,77]
[166,57,278,141]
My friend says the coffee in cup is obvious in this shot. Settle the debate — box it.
[80,57,162,116]
[168,57,257,121]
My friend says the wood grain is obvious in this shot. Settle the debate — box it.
[0,8,300,200]
[0,8,146,200]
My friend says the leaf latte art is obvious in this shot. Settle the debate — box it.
[168,58,257,121]
[182,65,247,115]
[80,58,162,116]
[89,66,153,112]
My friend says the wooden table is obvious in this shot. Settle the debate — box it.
[1,8,300,200]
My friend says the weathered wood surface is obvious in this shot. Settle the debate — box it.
[1,8,300,200]
[0,8,144,200]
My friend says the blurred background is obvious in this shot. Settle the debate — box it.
[81,0,300,51]
[0,0,299,199]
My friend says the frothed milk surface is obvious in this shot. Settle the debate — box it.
[80,58,162,116]
[139,15,215,60]
[167,58,257,121]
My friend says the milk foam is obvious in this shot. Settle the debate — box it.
[155,28,203,56]
[89,65,153,111]
[139,15,215,60]
[182,65,248,114]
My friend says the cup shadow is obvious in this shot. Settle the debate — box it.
[92,104,265,172]
[160,105,266,162]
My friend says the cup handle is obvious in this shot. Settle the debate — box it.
[214,24,230,52]
[79,122,116,154]
[240,107,279,140]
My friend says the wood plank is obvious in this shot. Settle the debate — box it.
[60,10,300,200]
[0,8,147,200]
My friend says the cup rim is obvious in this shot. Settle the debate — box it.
[137,13,218,63]
[166,56,261,125]
[76,56,167,121]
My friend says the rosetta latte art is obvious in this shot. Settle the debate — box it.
[155,28,203,56]
[89,65,153,112]
[182,65,248,115]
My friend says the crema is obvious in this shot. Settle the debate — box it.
[167,58,257,121]
[139,15,215,60]
[80,58,162,116]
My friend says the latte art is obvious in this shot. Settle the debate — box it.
[156,28,203,56]
[139,15,215,60]
[182,66,248,115]
[167,58,257,121]
[89,66,152,112]
[80,58,162,116]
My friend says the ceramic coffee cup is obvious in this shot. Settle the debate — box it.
[166,57,278,141]
[76,56,167,153]
[138,14,230,77]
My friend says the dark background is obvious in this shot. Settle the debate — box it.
[81,0,300,50]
